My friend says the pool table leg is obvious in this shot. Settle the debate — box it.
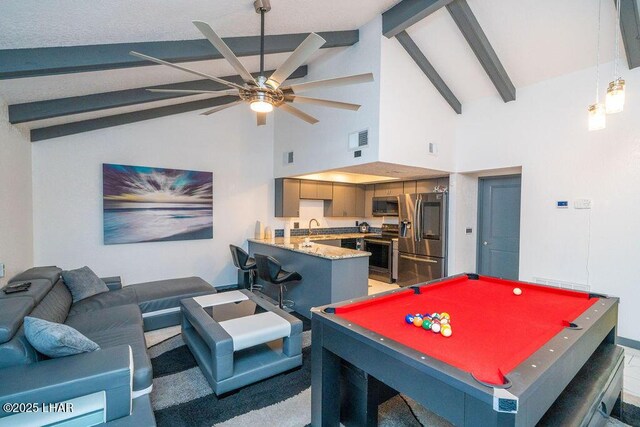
[312,321,341,426]
[341,363,398,427]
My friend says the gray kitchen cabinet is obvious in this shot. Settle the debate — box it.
[364,185,374,218]
[374,181,404,197]
[325,183,362,217]
[312,239,341,247]
[416,179,438,193]
[275,178,300,218]
[403,181,417,194]
[300,180,333,200]
[355,185,365,217]
[437,177,450,190]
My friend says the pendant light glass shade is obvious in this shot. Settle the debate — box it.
[605,78,625,114]
[588,103,606,131]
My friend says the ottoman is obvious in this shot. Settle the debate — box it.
[181,290,303,395]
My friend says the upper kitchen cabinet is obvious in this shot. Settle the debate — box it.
[325,183,365,217]
[416,179,438,193]
[403,181,417,194]
[364,185,374,218]
[374,181,404,197]
[300,180,333,200]
[275,178,300,217]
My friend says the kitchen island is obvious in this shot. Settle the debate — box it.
[248,237,371,318]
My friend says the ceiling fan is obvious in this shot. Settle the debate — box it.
[130,0,373,126]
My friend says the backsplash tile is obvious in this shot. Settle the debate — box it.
[273,226,383,237]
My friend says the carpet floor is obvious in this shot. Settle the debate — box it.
[148,318,640,427]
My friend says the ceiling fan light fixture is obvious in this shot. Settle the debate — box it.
[250,100,274,113]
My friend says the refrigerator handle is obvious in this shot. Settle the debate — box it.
[415,195,422,242]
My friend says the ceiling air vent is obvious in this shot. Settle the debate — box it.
[348,129,368,151]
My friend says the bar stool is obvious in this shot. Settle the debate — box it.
[254,254,302,309]
[229,245,259,292]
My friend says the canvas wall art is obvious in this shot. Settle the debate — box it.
[103,164,213,245]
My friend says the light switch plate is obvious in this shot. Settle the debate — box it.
[0,263,4,278]
[574,199,592,209]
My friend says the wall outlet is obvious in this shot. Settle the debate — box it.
[293,222,299,229]
[0,263,4,278]
[465,228,473,234]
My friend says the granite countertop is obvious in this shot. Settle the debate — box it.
[248,235,372,260]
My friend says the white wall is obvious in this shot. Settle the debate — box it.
[455,61,640,341]
[0,101,34,286]
[273,16,382,178]
[32,106,275,287]
[378,35,458,172]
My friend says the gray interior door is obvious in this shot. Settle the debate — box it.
[477,175,521,279]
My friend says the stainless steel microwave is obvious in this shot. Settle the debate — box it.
[372,196,399,216]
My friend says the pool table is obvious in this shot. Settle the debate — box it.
[311,273,620,426]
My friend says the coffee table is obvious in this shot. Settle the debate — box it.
[181,290,303,395]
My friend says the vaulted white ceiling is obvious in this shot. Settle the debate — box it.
[0,0,398,49]
[406,0,619,103]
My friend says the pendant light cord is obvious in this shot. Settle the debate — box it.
[614,0,621,78]
[260,9,265,77]
[596,0,602,102]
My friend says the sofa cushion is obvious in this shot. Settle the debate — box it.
[62,266,110,303]
[23,317,100,358]
[66,304,143,334]
[28,280,72,324]
[81,325,152,392]
[68,286,137,316]
[0,298,34,343]
[9,266,62,286]
[132,276,215,313]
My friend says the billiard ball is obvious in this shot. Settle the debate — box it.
[413,317,424,327]
[431,313,440,320]
[513,288,522,296]
[431,323,441,333]
[414,313,424,319]
[441,325,452,337]
[440,318,449,325]
[405,314,415,324]
[422,319,432,330]
[440,312,450,320]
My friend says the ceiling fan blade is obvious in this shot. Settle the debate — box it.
[266,33,326,89]
[130,51,245,91]
[283,73,374,93]
[284,95,361,111]
[147,89,238,96]
[192,21,257,85]
[257,112,267,126]
[200,100,244,116]
[278,103,319,124]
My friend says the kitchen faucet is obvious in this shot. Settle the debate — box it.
[308,218,320,236]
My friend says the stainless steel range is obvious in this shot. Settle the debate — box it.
[364,223,399,284]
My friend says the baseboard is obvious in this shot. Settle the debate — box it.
[618,336,640,350]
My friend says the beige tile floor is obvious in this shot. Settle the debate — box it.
[367,279,640,407]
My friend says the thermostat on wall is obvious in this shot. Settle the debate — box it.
[556,201,569,208]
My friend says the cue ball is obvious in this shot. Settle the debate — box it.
[513,288,522,295]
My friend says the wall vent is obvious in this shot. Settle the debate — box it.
[284,151,294,165]
[354,150,362,158]
[348,129,369,150]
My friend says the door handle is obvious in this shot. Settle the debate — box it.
[400,255,438,263]
[483,241,489,246]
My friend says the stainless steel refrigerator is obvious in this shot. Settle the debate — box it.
[397,192,448,287]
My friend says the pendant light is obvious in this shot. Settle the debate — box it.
[588,0,606,131]
[605,0,625,114]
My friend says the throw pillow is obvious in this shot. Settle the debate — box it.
[61,266,109,303]
[23,316,100,358]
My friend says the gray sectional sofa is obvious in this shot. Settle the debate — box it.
[0,266,216,426]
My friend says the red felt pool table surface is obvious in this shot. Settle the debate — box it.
[334,275,598,385]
